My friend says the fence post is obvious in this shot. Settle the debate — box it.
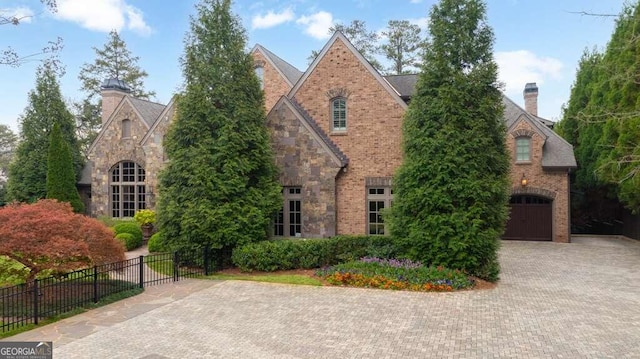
[33,279,39,325]
[204,246,210,276]
[173,251,179,282]
[93,266,98,303]
[139,255,144,289]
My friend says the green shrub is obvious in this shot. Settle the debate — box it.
[113,222,143,246]
[147,232,165,253]
[115,233,141,251]
[231,235,398,272]
[133,209,156,226]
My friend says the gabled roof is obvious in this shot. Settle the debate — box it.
[270,96,349,168]
[252,44,303,87]
[384,74,418,101]
[288,32,407,110]
[128,97,166,127]
[503,96,576,169]
[141,96,177,145]
[87,95,165,155]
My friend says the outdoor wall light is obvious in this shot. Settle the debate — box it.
[521,173,528,187]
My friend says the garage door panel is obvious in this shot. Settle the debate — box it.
[504,195,552,241]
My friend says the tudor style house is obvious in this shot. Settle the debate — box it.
[80,32,577,243]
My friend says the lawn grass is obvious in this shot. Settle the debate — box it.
[205,273,323,286]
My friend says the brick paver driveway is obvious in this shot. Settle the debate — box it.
[10,236,640,358]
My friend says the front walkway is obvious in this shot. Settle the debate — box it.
[4,236,640,358]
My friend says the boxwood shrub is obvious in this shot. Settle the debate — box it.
[113,222,143,246]
[115,232,142,251]
[231,235,397,272]
[147,232,165,253]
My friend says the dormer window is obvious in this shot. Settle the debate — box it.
[255,66,264,89]
[331,98,347,131]
[122,119,131,139]
[516,137,531,162]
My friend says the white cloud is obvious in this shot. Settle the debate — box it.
[296,11,334,40]
[55,0,151,36]
[408,16,429,31]
[252,8,294,30]
[2,7,35,24]
[495,50,563,96]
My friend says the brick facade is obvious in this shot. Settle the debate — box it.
[85,32,574,243]
[507,118,571,242]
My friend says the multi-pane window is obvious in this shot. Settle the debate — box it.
[367,187,393,235]
[122,119,131,138]
[516,137,531,162]
[331,98,346,131]
[110,161,146,218]
[274,187,302,237]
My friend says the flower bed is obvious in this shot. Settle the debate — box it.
[317,257,473,292]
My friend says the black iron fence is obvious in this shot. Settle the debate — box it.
[1,246,229,334]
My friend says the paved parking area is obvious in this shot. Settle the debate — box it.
[5,236,640,358]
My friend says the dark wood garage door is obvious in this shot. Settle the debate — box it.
[504,195,552,241]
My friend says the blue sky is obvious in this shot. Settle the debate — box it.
[0,0,629,134]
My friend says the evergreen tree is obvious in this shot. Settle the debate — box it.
[156,0,281,252]
[46,122,84,213]
[7,63,82,203]
[389,0,509,281]
[380,20,423,74]
[76,30,154,155]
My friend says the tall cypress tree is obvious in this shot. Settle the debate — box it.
[389,0,509,281]
[156,0,281,252]
[7,63,83,203]
[46,122,84,213]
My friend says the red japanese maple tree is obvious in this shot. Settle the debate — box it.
[0,199,125,282]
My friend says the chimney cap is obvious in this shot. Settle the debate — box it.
[524,82,538,94]
[101,78,131,92]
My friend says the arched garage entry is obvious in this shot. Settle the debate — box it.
[504,195,552,241]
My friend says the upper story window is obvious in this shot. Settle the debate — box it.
[331,98,347,131]
[122,119,131,139]
[255,66,264,89]
[516,137,531,162]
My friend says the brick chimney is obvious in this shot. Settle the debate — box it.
[101,78,131,125]
[523,82,538,116]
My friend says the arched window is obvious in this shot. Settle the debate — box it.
[331,98,346,131]
[516,137,531,162]
[122,119,131,138]
[255,66,264,89]
[110,161,146,218]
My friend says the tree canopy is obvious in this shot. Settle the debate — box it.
[380,20,423,74]
[6,63,82,203]
[46,122,84,213]
[556,2,640,214]
[156,0,281,253]
[0,200,125,282]
[389,0,509,281]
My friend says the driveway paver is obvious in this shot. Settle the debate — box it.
[4,236,640,358]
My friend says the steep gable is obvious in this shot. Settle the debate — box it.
[251,45,303,110]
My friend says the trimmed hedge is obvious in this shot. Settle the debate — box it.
[147,232,164,253]
[113,222,143,247]
[115,232,141,251]
[231,235,397,272]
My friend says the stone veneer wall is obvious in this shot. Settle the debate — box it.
[267,103,343,237]
[253,51,293,111]
[508,119,571,242]
[88,101,151,217]
[141,104,175,209]
[292,39,405,235]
